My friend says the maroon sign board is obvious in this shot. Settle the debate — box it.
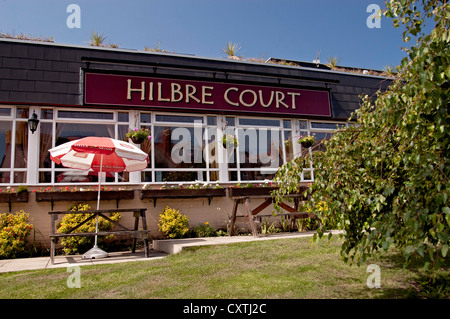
[84,73,331,117]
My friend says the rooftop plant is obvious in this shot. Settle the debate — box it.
[223,42,242,59]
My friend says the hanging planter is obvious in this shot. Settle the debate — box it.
[222,134,238,149]
[131,136,146,144]
[126,128,151,144]
[298,135,315,148]
[301,141,314,148]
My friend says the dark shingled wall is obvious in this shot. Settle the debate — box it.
[0,39,391,120]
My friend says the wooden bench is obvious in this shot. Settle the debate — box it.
[229,194,315,237]
[49,208,151,264]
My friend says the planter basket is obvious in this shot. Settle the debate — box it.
[300,141,314,148]
[131,136,146,144]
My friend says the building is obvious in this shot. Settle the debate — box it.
[0,38,391,244]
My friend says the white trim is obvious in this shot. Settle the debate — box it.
[26,106,40,185]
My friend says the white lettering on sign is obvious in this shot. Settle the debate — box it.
[224,86,300,109]
[85,73,333,117]
[124,78,309,112]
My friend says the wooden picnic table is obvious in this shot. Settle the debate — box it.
[48,208,150,264]
[228,194,315,237]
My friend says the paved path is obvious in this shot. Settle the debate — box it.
[0,231,331,273]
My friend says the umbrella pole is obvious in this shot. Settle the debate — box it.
[82,153,108,260]
[94,154,103,247]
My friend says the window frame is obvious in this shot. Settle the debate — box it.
[0,105,29,185]
[0,105,351,186]
[37,107,130,185]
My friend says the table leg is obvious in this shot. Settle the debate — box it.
[50,238,55,265]
[132,212,139,253]
[229,200,239,236]
[50,215,56,264]
[244,198,259,237]
[141,211,150,258]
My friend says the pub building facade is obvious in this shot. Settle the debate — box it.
[0,38,391,243]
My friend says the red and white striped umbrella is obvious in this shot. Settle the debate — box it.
[49,136,149,172]
[48,136,149,259]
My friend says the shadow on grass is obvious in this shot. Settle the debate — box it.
[373,250,450,299]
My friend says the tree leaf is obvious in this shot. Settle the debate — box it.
[442,244,448,258]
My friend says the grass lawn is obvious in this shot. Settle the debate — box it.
[0,236,448,299]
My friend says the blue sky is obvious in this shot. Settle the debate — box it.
[0,0,417,70]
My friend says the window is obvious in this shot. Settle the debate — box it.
[140,113,219,183]
[296,120,349,181]
[226,117,293,182]
[0,106,28,184]
[38,108,129,184]
[1,105,350,186]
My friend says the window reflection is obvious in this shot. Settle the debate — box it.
[27,108,352,185]
[15,121,28,169]
[58,111,114,120]
[52,123,114,183]
[0,117,27,183]
[240,171,276,181]
[237,128,282,168]
[154,126,205,169]
[55,170,120,183]
[237,128,282,181]
[0,122,12,183]
[55,123,114,147]
[310,131,334,152]
[284,130,294,162]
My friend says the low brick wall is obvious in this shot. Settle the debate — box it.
[0,189,279,250]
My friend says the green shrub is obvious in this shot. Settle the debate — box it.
[17,186,28,194]
[158,206,189,239]
[192,222,217,238]
[57,203,121,255]
[0,210,34,258]
[260,218,281,235]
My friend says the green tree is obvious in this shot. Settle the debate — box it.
[274,0,449,271]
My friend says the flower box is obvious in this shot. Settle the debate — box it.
[140,188,226,199]
[227,187,279,197]
[35,190,134,202]
[227,186,308,198]
[140,188,226,206]
[0,192,29,203]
